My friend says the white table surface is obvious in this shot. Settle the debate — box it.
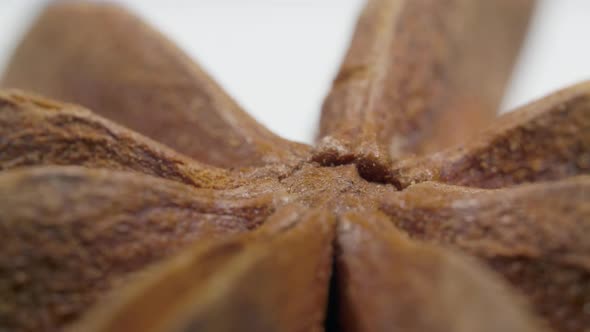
[1,0,589,144]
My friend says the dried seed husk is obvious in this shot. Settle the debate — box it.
[67,206,335,332]
[381,177,590,331]
[315,0,534,174]
[2,2,309,168]
[392,82,590,189]
[0,166,277,332]
[333,211,548,332]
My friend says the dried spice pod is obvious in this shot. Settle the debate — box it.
[0,90,239,188]
[0,166,277,331]
[0,1,588,332]
[314,0,534,180]
[1,1,309,168]
[333,212,549,332]
[391,83,590,189]
[67,206,335,332]
[381,177,590,332]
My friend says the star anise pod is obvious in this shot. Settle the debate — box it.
[0,1,588,331]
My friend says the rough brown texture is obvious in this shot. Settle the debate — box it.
[0,1,588,332]
[381,178,590,331]
[66,206,335,332]
[0,90,235,188]
[391,82,590,188]
[314,0,534,180]
[0,167,275,331]
[2,2,309,168]
[334,212,546,332]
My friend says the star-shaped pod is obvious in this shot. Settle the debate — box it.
[0,1,588,332]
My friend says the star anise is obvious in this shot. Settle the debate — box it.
[0,1,588,332]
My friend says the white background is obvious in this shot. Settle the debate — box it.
[1,0,589,144]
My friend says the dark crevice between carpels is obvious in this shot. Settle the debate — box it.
[324,230,342,332]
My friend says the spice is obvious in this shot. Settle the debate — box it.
[0,1,588,332]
